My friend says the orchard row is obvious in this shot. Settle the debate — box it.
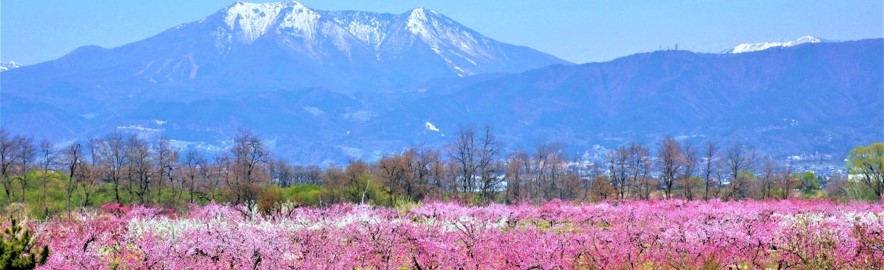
[31,199,884,269]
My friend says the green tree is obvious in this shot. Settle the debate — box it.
[796,171,821,195]
[847,143,884,199]
[0,218,49,269]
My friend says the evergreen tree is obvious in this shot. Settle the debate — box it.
[0,218,49,269]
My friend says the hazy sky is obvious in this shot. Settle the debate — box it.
[2,0,881,65]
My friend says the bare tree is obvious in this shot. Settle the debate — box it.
[376,146,440,203]
[62,142,84,213]
[0,130,19,202]
[607,146,630,200]
[292,165,322,185]
[628,143,654,199]
[657,137,683,199]
[153,136,179,206]
[590,175,615,201]
[126,135,153,204]
[93,132,129,203]
[210,154,232,202]
[679,141,699,200]
[409,146,443,201]
[757,159,777,199]
[477,126,503,201]
[418,147,448,201]
[446,125,502,202]
[15,136,36,200]
[38,139,55,207]
[559,173,582,200]
[447,126,477,194]
[181,150,207,203]
[724,142,756,200]
[230,130,270,207]
[377,153,409,205]
[777,162,796,199]
[82,139,105,206]
[534,143,568,201]
[269,158,296,187]
[0,132,36,203]
[504,151,530,203]
[701,141,718,200]
[577,161,603,201]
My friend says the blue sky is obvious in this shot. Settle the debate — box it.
[1,0,881,65]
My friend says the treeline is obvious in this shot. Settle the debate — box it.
[0,128,879,217]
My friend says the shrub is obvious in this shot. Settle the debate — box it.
[0,218,49,269]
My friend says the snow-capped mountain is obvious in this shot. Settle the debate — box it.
[209,1,552,77]
[724,36,824,54]
[20,1,567,93]
[0,1,568,162]
[0,61,22,72]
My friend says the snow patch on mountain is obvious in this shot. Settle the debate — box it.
[425,121,440,132]
[338,13,392,50]
[0,61,22,72]
[406,8,432,38]
[224,2,287,43]
[276,2,322,40]
[726,36,823,54]
[118,125,163,133]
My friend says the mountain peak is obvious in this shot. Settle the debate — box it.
[222,1,319,43]
[406,7,433,37]
[408,7,438,16]
[228,0,309,9]
[725,35,824,54]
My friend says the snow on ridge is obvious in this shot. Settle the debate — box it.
[425,121,440,132]
[277,2,321,39]
[727,35,823,54]
[324,11,401,51]
[224,2,287,43]
[401,7,492,75]
[214,1,498,74]
[406,7,431,38]
[0,61,22,72]
[218,2,482,52]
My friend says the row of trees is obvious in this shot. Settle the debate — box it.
[599,139,803,202]
[0,128,879,216]
[0,129,291,214]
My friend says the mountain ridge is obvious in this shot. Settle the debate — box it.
[724,35,826,54]
[346,39,883,161]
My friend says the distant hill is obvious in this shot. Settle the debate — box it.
[351,39,883,160]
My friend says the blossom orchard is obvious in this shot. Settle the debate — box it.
[29,200,884,269]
